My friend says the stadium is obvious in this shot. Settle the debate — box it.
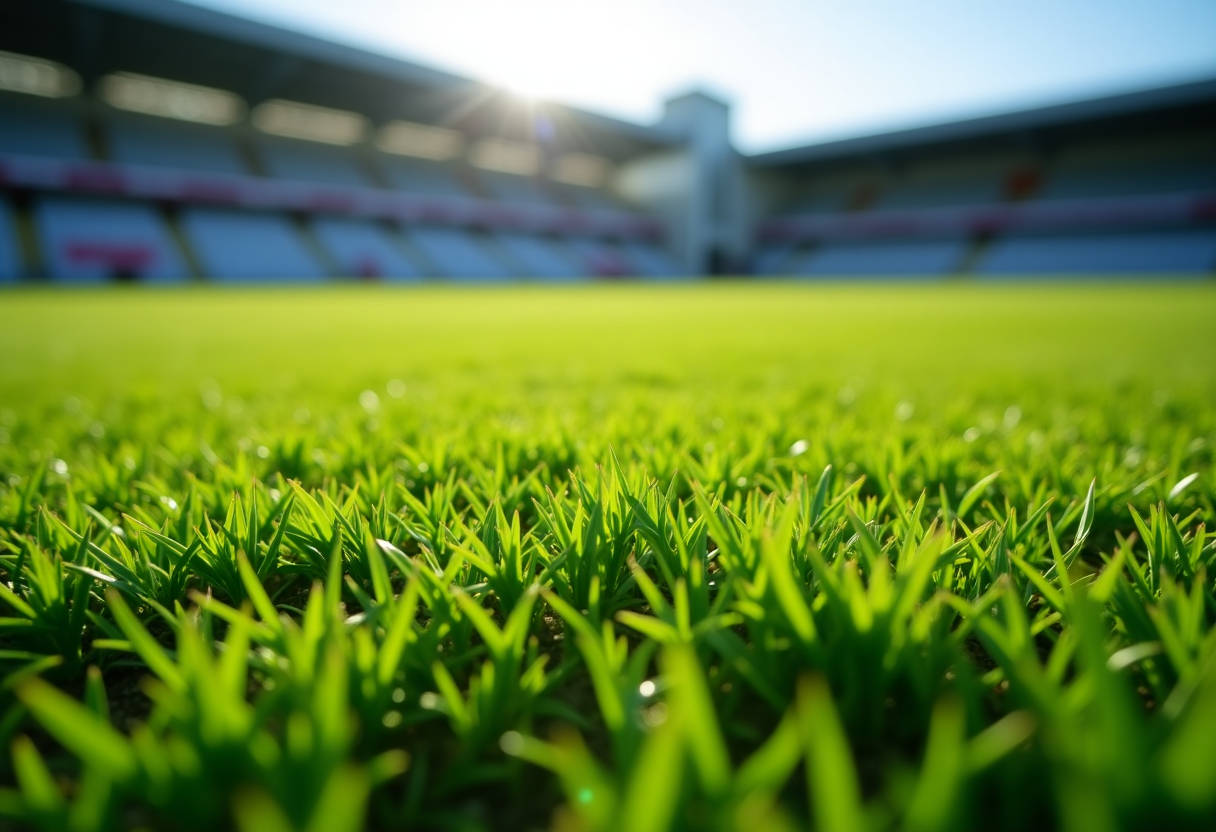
[2,3,1216,832]
[2,0,1213,282]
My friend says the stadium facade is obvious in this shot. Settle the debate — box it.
[1,0,1214,283]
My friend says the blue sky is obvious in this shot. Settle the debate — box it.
[185,0,1216,153]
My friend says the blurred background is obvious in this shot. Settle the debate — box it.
[0,0,1213,283]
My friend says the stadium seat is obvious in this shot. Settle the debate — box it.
[402,226,512,279]
[978,229,1216,274]
[255,137,375,187]
[1039,137,1216,200]
[750,243,802,275]
[565,237,634,277]
[310,217,422,279]
[491,232,581,279]
[556,183,626,211]
[873,155,1018,210]
[0,99,91,159]
[0,199,21,282]
[179,208,326,281]
[105,115,249,175]
[379,157,472,197]
[34,196,188,282]
[475,171,558,206]
[793,239,967,276]
[621,240,684,278]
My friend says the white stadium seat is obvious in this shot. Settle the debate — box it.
[179,208,326,281]
[311,217,422,279]
[34,196,187,282]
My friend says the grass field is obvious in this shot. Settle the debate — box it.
[1,282,1215,832]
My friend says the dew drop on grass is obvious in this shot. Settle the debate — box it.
[256,446,270,459]
[1003,405,1022,429]
[789,439,809,456]
[51,459,68,476]
[360,390,380,412]
[160,496,178,511]
[964,428,981,443]
[391,688,406,703]
[419,692,439,710]
[638,680,656,697]
[382,711,402,728]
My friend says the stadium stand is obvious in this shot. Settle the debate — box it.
[104,115,249,175]
[492,232,581,280]
[379,158,473,197]
[255,137,376,187]
[621,240,685,278]
[750,242,802,275]
[34,196,187,282]
[310,217,421,279]
[979,229,1216,275]
[0,199,20,282]
[792,239,968,277]
[0,98,90,159]
[872,155,1020,210]
[475,171,559,206]
[179,208,325,281]
[565,237,635,277]
[403,226,512,279]
[1,0,1212,281]
[557,183,626,212]
[1037,138,1216,201]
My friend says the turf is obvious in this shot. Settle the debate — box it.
[0,282,1214,832]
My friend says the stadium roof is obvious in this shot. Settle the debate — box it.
[748,76,1216,168]
[2,0,682,156]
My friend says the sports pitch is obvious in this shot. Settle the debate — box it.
[1,282,1214,831]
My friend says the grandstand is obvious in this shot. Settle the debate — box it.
[0,0,1213,281]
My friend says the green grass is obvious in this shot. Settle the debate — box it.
[0,282,1214,832]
